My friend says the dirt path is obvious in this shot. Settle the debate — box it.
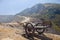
[21,16,30,23]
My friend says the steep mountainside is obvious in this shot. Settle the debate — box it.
[17,3,60,26]
[17,4,45,16]
[16,3,60,32]
[17,3,60,16]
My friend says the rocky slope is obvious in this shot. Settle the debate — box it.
[0,24,60,40]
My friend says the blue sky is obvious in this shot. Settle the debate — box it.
[0,0,60,15]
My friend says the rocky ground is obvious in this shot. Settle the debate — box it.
[0,16,60,40]
[0,24,60,40]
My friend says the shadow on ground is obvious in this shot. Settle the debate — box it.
[22,33,52,40]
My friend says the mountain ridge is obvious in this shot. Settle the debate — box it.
[16,3,60,27]
[0,3,60,24]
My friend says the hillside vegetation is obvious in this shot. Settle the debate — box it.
[17,3,60,31]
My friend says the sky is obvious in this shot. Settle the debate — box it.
[0,0,60,15]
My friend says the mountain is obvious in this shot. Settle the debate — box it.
[17,3,60,16]
[0,3,60,26]
[0,15,25,23]
[16,3,60,27]
[0,15,14,23]
[16,4,45,16]
[0,3,60,32]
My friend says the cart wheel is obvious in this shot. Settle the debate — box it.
[25,23,34,36]
[35,23,45,34]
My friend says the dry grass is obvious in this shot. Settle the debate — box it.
[44,33,60,40]
[0,25,27,40]
[0,24,60,40]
